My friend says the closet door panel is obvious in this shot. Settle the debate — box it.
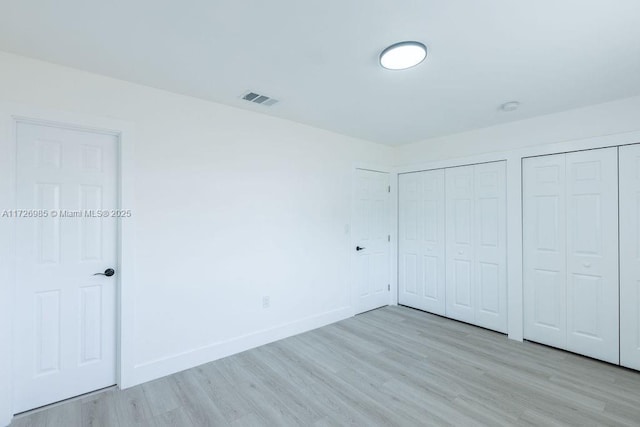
[565,148,619,364]
[398,172,423,306]
[446,166,475,323]
[474,162,507,333]
[620,144,640,370]
[523,154,567,349]
[398,170,446,315]
[421,169,446,314]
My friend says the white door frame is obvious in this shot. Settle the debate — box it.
[350,163,394,315]
[0,102,136,425]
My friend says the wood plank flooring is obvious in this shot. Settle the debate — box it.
[11,305,640,426]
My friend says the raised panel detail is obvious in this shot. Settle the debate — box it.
[535,165,559,184]
[424,255,437,299]
[479,262,499,314]
[478,198,498,248]
[80,285,103,364]
[357,254,369,297]
[570,274,602,339]
[455,175,471,190]
[454,199,471,244]
[536,196,559,252]
[359,200,371,241]
[403,254,417,295]
[478,171,497,188]
[373,200,385,239]
[454,260,472,307]
[81,145,103,172]
[80,185,103,261]
[372,253,385,293]
[404,200,418,240]
[36,140,62,169]
[424,200,437,243]
[573,161,600,182]
[572,194,601,256]
[36,184,60,264]
[35,290,61,375]
[533,269,561,329]
[405,178,418,194]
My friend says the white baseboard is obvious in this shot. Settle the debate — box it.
[128,307,353,388]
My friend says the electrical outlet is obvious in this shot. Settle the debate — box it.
[262,296,270,309]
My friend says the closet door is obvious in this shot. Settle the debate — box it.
[398,170,446,315]
[524,148,619,364]
[474,162,507,333]
[445,166,475,323]
[523,154,568,349]
[620,144,640,370]
[565,148,618,364]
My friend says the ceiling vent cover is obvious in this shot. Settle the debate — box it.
[241,91,279,107]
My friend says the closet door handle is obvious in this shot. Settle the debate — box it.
[356,246,366,251]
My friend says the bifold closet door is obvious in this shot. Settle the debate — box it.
[473,162,507,332]
[620,144,640,370]
[523,148,619,364]
[398,170,446,315]
[445,162,507,332]
[566,149,618,363]
[523,154,567,349]
[445,166,475,324]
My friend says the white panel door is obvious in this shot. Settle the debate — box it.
[621,144,640,370]
[398,169,446,315]
[353,169,390,314]
[565,148,618,364]
[445,166,475,323]
[14,122,118,413]
[473,162,507,333]
[524,148,619,364]
[523,154,567,349]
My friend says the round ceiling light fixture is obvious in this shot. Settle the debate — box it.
[380,41,427,70]
[500,101,521,112]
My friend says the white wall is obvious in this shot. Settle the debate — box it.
[396,95,640,165]
[0,51,392,424]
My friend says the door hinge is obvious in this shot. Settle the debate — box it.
[388,284,390,291]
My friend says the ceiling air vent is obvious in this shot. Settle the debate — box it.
[241,91,279,107]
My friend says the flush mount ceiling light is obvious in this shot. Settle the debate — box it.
[380,41,427,70]
[500,101,521,112]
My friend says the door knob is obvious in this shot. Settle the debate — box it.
[94,268,115,277]
[356,246,366,251]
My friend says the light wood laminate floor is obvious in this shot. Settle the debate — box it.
[11,305,640,426]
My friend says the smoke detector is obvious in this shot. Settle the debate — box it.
[500,101,520,112]
[241,91,279,107]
